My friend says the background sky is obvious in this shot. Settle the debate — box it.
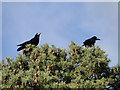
[2,2,118,67]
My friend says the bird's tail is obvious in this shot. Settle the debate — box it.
[17,44,22,46]
[17,47,24,51]
[17,45,20,46]
[82,45,84,46]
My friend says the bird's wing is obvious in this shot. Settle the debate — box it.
[17,41,30,46]
[83,40,91,45]
[17,35,39,46]
[27,38,37,45]
[83,40,89,44]
[29,37,39,45]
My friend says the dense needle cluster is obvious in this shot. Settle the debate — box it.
[1,33,119,89]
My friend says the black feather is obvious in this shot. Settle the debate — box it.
[17,33,41,51]
[82,36,100,47]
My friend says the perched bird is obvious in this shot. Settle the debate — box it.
[82,36,100,47]
[17,33,41,51]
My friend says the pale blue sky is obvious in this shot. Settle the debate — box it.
[2,2,118,67]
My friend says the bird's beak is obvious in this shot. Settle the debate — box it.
[97,38,100,40]
[37,33,41,35]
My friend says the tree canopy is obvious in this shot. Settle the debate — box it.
[1,41,120,89]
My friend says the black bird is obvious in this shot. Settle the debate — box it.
[82,36,100,47]
[17,33,41,51]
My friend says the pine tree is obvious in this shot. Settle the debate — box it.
[1,41,120,89]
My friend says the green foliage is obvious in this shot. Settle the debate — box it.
[1,41,120,89]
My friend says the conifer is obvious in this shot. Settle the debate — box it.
[1,41,120,89]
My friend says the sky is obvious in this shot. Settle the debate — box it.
[2,2,118,67]
[0,2,2,62]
